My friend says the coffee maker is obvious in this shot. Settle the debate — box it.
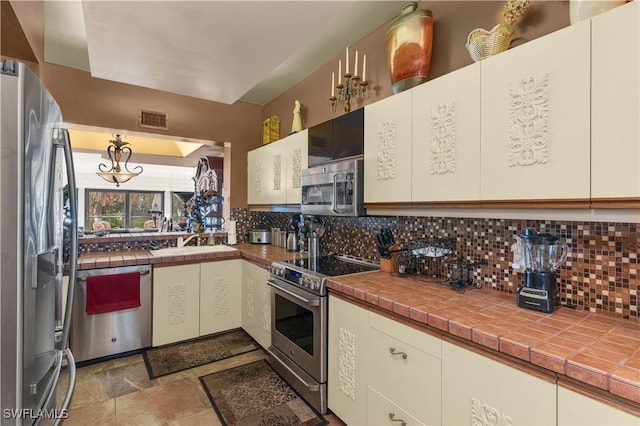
[515,228,568,313]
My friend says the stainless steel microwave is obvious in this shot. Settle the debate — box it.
[300,158,365,217]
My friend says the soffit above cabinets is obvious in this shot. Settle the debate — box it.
[43,1,406,106]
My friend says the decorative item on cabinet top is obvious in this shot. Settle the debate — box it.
[329,46,368,113]
[466,0,531,62]
[386,1,433,94]
[569,0,626,24]
[291,100,303,134]
[262,115,280,145]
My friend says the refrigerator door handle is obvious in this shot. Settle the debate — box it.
[34,348,76,426]
[55,348,76,426]
[53,128,78,350]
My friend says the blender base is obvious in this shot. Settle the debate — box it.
[516,287,554,313]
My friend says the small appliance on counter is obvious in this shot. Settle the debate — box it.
[247,228,271,244]
[515,228,569,313]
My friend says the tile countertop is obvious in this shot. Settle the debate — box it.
[326,271,640,406]
[74,244,639,408]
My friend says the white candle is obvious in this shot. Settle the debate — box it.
[346,47,349,74]
[338,60,342,84]
[362,54,367,81]
[331,72,335,97]
[354,50,359,77]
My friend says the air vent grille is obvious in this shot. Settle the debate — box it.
[138,110,168,130]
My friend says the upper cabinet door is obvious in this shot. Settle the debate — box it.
[282,129,308,204]
[480,21,591,202]
[364,89,413,203]
[591,1,640,201]
[247,147,266,205]
[412,63,481,202]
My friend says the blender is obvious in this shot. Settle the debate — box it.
[515,228,568,313]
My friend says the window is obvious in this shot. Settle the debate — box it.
[86,189,164,230]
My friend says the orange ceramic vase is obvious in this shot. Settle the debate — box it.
[386,2,433,94]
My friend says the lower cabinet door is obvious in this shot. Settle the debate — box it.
[441,341,556,426]
[240,261,271,348]
[327,295,369,426]
[367,319,441,426]
[152,264,200,346]
[199,260,241,336]
[557,384,640,426]
[367,387,425,426]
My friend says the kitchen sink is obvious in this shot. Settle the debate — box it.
[149,245,238,257]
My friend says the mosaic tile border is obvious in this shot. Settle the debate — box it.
[232,208,638,320]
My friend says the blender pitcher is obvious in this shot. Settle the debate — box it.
[517,228,568,313]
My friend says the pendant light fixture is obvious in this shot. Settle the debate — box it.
[96,134,143,187]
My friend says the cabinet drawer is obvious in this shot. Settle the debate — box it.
[367,324,441,425]
[367,386,425,426]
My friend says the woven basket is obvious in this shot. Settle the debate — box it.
[466,23,514,62]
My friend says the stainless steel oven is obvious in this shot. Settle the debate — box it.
[267,254,379,414]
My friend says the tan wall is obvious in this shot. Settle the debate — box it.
[263,1,570,133]
[41,63,262,208]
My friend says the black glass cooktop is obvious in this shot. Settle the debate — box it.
[282,255,378,277]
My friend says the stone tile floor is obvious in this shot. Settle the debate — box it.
[64,349,345,425]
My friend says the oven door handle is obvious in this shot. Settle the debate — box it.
[268,280,320,307]
[266,347,320,392]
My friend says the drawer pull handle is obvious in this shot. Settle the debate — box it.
[389,347,407,359]
[389,412,406,426]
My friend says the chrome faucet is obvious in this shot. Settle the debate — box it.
[177,234,199,248]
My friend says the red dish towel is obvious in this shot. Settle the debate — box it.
[86,272,141,315]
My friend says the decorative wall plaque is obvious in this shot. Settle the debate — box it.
[212,278,229,316]
[377,120,397,181]
[430,101,457,175]
[246,278,255,320]
[508,73,549,167]
[168,284,186,325]
[292,149,302,188]
[471,397,513,426]
[337,326,357,400]
[273,154,282,191]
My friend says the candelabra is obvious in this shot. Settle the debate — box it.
[329,47,368,113]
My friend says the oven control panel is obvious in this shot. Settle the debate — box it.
[269,262,324,294]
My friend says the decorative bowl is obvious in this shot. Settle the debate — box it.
[465,23,514,62]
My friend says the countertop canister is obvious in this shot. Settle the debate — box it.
[386,2,433,94]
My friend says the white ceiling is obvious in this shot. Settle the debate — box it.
[44,0,406,106]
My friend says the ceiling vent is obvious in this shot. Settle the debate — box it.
[138,109,168,130]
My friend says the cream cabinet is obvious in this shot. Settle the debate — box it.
[591,1,640,202]
[153,260,241,346]
[557,384,640,425]
[364,89,413,203]
[479,21,591,202]
[412,63,481,202]
[367,387,425,426]
[247,130,308,206]
[247,147,268,205]
[328,295,369,426]
[199,259,242,336]
[441,340,556,426]
[367,313,441,426]
[240,260,271,348]
[328,295,441,426]
[152,264,200,346]
[281,129,308,204]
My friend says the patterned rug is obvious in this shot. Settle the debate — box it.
[199,359,327,426]
[143,328,260,379]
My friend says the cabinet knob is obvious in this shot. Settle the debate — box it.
[389,412,407,426]
[389,347,408,359]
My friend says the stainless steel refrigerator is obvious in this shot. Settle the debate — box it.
[1,60,78,425]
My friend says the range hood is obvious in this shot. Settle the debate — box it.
[307,108,364,167]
